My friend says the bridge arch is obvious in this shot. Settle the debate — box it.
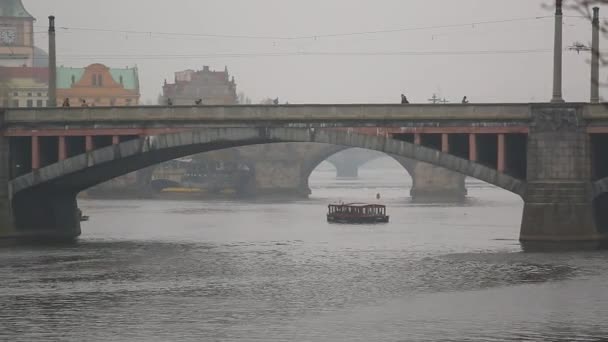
[8,128,526,238]
[302,146,415,190]
[11,128,526,197]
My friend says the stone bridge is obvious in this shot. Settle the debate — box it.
[325,148,466,200]
[2,103,608,243]
[143,144,465,201]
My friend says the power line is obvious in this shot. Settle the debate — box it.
[24,48,556,61]
[32,16,552,41]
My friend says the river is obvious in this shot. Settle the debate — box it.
[1,158,608,341]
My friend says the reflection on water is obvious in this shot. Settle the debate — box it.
[1,161,608,341]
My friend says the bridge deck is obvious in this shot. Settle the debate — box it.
[3,103,608,135]
[3,104,533,124]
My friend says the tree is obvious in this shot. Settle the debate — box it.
[546,0,608,92]
[564,0,608,21]
[259,98,275,105]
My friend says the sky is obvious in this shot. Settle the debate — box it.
[24,0,608,104]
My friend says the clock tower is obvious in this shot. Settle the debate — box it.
[0,0,35,67]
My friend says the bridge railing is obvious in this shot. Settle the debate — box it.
[1,104,534,126]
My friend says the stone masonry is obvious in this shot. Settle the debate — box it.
[0,133,15,237]
[520,105,605,241]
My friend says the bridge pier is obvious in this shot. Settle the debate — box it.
[249,159,312,197]
[0,133,16,238]
[333,161,360,178]
[409,162,467,202]
[520,106,607,242]
[12,190,81,240]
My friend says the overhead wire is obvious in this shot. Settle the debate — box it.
[31,16,553,41]
[21,48,560,62]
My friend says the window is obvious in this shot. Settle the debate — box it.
[26,99,33,108]
[37,92,42,97]
[13,92,18,97]
[27,92,32,97]
[12,100,19,107]
[92,74,103,87]
[36,100,43,107]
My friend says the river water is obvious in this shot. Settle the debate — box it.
[2,159,608,341]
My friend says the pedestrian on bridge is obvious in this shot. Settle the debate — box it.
[81,99,89,107]
[62,98,70,107]
[167,98,173,106]
[401,94,409,104]
[462,96,469,104]
[195,99,203,105]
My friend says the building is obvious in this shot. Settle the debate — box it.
[57,63,140,106]
[0,0,52,108]
[0,0,35,67]
[161,66,238,105]
[0,66,47,107]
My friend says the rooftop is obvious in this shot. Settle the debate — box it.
[57,65,139,90]
[0,0,34,19]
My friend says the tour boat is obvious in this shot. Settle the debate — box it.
[327,203,389,224]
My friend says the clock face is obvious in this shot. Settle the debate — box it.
[0,29,17,45]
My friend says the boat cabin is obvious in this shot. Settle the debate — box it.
[327,203,389,224]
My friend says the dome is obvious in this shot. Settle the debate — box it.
[33,46,48,68]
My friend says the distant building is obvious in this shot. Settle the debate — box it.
[161,66,238,105]
[0,66,48,107]
[0,0,52,108]
[0,0,35,67]
[57,63,140,106]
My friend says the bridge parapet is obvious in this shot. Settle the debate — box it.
[4,104,533,126]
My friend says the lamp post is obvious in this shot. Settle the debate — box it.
[551,0,565,103]
[48,15,57,107]
[591,7,600,103]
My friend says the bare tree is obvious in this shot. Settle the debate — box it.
[564,0,608,21]
[545,0,608,95]
[259,98,275,105]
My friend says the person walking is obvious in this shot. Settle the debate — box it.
[62,98,70,107]
[195,99,203,105]
[401,94,409,104]
[167,98,173,106]
[462,96,469,104]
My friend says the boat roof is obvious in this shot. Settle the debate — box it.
[329,203,385,208]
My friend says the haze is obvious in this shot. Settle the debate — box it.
[26,0,605,103]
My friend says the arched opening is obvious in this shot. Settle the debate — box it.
[84,151,255,199]
[309,149,412,202]
[149,179,181,193]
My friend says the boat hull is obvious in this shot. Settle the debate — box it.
[327,215,389,224]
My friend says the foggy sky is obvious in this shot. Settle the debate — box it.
[25,0,607,104]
